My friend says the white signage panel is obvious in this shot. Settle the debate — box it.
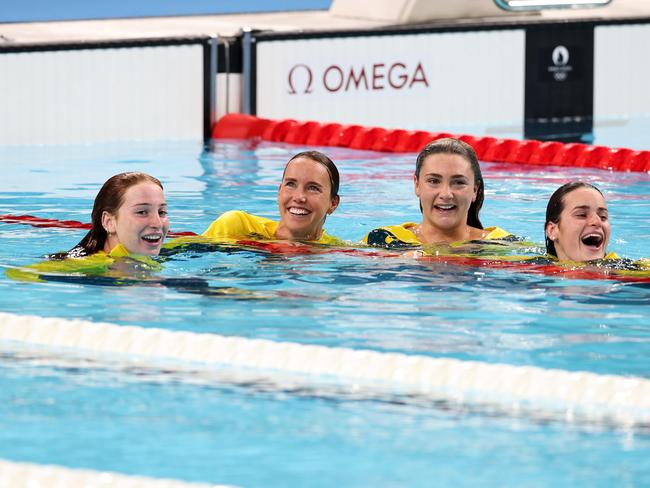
[594,24,650,120]
[0,45,204,145]
[257,30,525,133]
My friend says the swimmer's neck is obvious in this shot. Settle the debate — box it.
[275,222,323,242]
[415,222,482,244]
[103,236,118,254]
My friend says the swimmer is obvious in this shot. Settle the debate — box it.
[202,150,342,244]
[6,173,310,298]
[545,182,613,262]
[64,172,169,258]
[416,181,649,279]
[364,138,510,248]
[8,172,168,282]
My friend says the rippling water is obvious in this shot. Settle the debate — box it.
[0,140,649,486]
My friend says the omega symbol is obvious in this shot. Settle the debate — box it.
[288,64,313,94]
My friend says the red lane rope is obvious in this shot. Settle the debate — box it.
[212,113,650,173]
[4,215,647,282]
[227,240,650,284]
[0,214,195,237]
[419,254,650,284]
[0,214,91,230]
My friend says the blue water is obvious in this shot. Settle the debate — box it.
[1,141,649,376]
[0,0,332,23]
[0,350,648,487]
[1,140,649,485]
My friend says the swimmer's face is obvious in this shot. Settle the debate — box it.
[277,157,339,240]
[414,153,477,232]
[102,182,169,256]
[546,186,610,262]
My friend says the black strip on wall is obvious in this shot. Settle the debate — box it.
[0,37,210,54]
[217,37,242,74]
[524,24,595,142]
[203,38,217,143]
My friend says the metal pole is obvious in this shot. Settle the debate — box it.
[242,28,253,115]
[241,28,258,115]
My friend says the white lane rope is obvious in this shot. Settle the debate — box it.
[0,459,232,488]
[1,312,649,428]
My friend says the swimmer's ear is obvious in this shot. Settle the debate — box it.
[101,210,116,234]
[545,221,559,242]
[413,174,420,197]
[472,183,478,202]
[327,195,340,215]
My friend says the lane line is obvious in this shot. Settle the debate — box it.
[1,311,648,427]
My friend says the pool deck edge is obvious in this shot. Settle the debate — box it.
[1,1,650,46]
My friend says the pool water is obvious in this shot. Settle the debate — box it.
[0,139,649,486]
[0,348,648,488]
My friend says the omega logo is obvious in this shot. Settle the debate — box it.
[287,64,313,94]
[288,61,429,95]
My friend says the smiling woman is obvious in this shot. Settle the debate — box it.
[202,150,343,244]
[545,181,613,262]
[6,172,169,284]
[363,138,511,248]
[66,172,169,258]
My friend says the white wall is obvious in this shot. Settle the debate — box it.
[0,44,204,145]
[216,73,242,120]
[256,30,525,132]
[594,23,650,120]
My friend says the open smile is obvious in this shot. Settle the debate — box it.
[433,203,457,212]
[141,233,163,246]
[288,207,311,216]
[580,232,604,250]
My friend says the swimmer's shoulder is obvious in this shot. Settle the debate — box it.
[363,222,420,248]
[482,226,513,240]
[598,252,650,272]
[317,230,346,246]
[202,210,277,240]
[7,249,114,282]
[47,244,89,260]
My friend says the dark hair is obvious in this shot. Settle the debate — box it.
[415,138,484,229]
[74,172,163,255]
[284,150,340,199]
[545,181,604,257]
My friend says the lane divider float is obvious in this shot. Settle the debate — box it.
[0,459,230,488]
[211,113,650,173]
[1,312,649,428]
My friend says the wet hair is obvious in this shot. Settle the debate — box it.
[284,150,340,199]
[545,181,604,257]
[414,138,484,229]
[73,172,163,255]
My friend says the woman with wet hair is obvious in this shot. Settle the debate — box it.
[364,138,510,248]
[8,172,169,283]
[545,181,616,262]
[65,172,169,258]
[203,150,342,244]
